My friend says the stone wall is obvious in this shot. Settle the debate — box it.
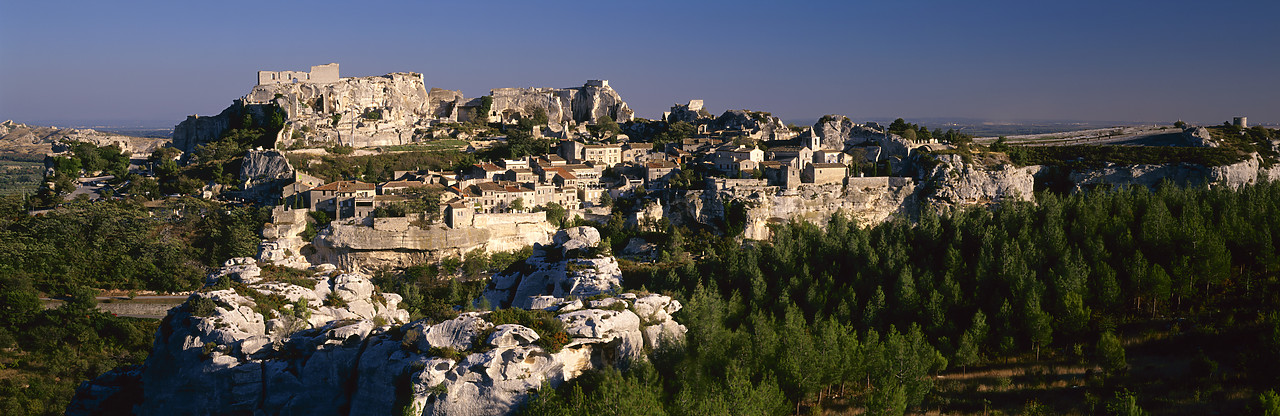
[310,213,555,273]
[257,63,340,85]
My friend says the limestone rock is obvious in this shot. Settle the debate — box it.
[238,149,296,203]
[923,154,1039,207]
[135,261,410,416]
[488,80,633,126]
[483,226,622,309]
[411,313,492,352]
[0,120,168,156]
[209,257,262,284]
[1183,126,1219,147]
[621,237,656,258]
[713,109,796,142]
[554,226,601,254]
[487,324,540,348]
[116,288,681,416]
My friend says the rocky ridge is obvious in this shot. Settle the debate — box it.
[0,120,169,156]
[172,74,637,153]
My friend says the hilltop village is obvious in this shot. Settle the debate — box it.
[149,63,965,271]
[24,63,1278,273]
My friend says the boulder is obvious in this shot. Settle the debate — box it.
[553,226,601,253]
[412,312,492,352]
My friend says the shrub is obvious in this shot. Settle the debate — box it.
[189,297,218,317]
[324,291,349,308]
[487,308,570,352]
[427,346,463,361]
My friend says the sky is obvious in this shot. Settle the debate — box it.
[1,0,1277,127]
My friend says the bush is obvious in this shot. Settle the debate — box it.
[324,291,348,308]
[189,297,218,317]
[487,308,570,352]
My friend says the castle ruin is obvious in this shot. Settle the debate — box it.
[257,63,340,85]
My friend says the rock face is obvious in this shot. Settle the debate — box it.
[311,213,557,273]
[257,206,313,270]
[922,154,1041,206]
[487,80,633,125]
[666,100,705,124]
[665,178,918,239]
[254,72,434,149]
[239,149,296,203]
[1067,153,1280,191]
[105,250,683,416]
[483,226,623,309]
[173,73,437,152]
[172,101,283,154]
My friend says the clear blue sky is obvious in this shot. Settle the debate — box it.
[1,0,1277,127]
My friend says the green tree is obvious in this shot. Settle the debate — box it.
[1097,331,1127,374]
[1258,390,1280,416]
[1105,389,1148,416]
[596,115,621,138]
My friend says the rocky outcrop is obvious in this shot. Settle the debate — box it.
[0,120,169,156]
[427,87,467,121]
[922,154,1040,206]
[137,260,410,415]
[257,207,313,270]
[255,72,434,149]
[488,80,633,126]
[172,101,283,154]
[663,178,918,239]
[666,100,706,124]
[483,226,622,309]
[713,110,797,142]
[312,214,557,273]
[91,247,682,416]
[1182,126,1218,147]
[808,115,889,151]
[238,149,295,203]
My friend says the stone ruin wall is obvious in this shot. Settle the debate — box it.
[257,63,340,85]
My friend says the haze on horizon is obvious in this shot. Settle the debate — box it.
[1,0,1277,128]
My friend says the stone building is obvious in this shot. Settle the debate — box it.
[804,163,847,185]
[645,160,679,188]
[766,146,814,170]
[306,180,376,219]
